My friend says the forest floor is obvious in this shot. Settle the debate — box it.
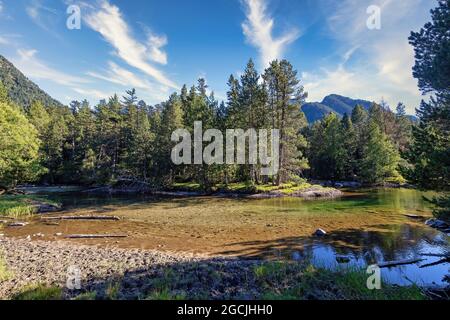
[0,237,428,300]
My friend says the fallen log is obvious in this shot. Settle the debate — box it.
[420,253,449,258]
[65,234,128,239]
[7,222,28,227]
[404,214,426,219]
[377,258,424,268]
[41,215,120,221]
[420,258,450,269]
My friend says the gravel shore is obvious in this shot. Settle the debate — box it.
[0,237,260,300]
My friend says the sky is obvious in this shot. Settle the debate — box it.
[0,0,437,114]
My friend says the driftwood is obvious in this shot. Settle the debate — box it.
[65,234,128,239]
[420,253,449,258]
[377,258,425,268]
[7,222,28,227]
[404,214,426,219]
[41,215,120,221]
[420,258,450,269]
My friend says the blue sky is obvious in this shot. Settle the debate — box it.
[0,0,437,114]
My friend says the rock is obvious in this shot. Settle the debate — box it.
[291,252,302,261]
[55,233,63,236]
[314,229,327,237]
[425,219,449,229]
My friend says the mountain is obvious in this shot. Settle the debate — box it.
[0,54,63,110]
[302,94,373,123]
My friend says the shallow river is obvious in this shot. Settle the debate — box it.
[7,188,450,288]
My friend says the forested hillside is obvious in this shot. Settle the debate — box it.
[302,95,372,123]
[0,56,414,190]
[0,55,63,110]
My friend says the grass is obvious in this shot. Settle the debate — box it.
[13,284,63,300]
[0,254,13,281]
[0,195,58,218]
[253,262,426,300]
[5,261,429,300]
[73,291,97,300]
[172,180,331,195]
[105,281,121,300]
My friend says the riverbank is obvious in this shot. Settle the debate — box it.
[71,181,342,199]
[0,238,429,300]
[0,195,61,217]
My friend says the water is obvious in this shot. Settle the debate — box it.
[18,187,450,288]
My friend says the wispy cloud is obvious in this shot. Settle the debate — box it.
[72,87,113,100]
[242,0,300,68]
[87,61,170,102]
[0,1,3,14]
[84,0,177,89]
[305,0,435,113]
[11,49,89,86]
[147,33,168,65]
[26,0,60,36]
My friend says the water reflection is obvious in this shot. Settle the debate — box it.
[30,188,450,287]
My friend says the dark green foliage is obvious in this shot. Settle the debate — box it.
[0,55,63,110]
[406,0,450,220]
[307,105,405,183]
[409,0,450,94]
[0,54,418,190]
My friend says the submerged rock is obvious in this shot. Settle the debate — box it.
[314,229,327,237]
[426,219,449,229]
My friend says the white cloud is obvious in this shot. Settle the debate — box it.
[84,0,177,89]
[242,0,300,68]
[0,1,3,14]
[87,61,170,102]
[12,49,89,86]
[72,87,113,100]
[147,33,168,65]
[0,36,8,45]
[306,0,435,114]
[26,0,59,35]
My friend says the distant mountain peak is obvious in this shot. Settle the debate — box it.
[0,54,63,110]
[302,94,373,123]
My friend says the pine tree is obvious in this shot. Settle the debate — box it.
[360,120,401,184]
[263,60,309,184]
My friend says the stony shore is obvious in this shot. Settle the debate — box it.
[0,237,260,300]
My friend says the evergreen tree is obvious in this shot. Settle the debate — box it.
[0,102,45,189]
[360,120,401,184]
[263,60,309,184]
[409,0,450,94]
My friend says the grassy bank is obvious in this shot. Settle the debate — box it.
[0,195,58,217]
[9,261,427,301]
[172,181,335,195]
